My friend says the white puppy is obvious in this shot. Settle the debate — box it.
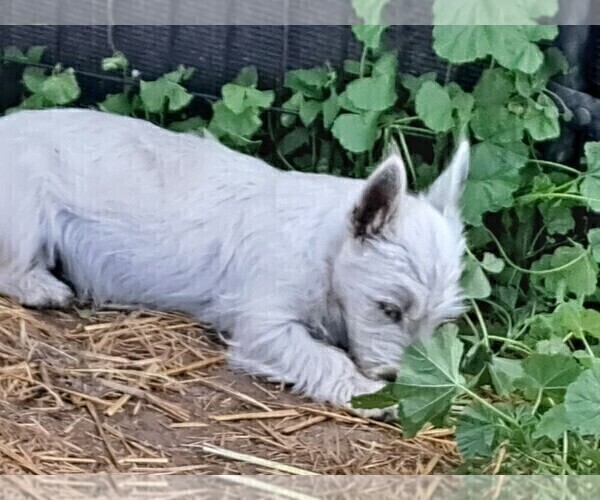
[0,109,468,413]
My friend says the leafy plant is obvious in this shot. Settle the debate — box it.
[1,0,599,474]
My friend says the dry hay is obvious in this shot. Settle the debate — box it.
[0,297,459,475]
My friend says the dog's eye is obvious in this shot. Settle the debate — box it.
[378,302,403,323]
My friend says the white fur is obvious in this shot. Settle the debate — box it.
[0,109,468,412]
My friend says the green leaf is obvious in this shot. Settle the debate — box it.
[278,127,310,156]
[392,326,466,434]
[168,116,206,135]
[481,253,505,274]
[401,72,437,103]
[163,65,195,84]
[471,106,524,144]
[536,337,571,356]
[539,201,575,235]
[524,94,561,141]
[489,357,525,397]
[322,90,340,129]
[3,46,27,63]
[284,68,333,99]
[532,245,598,300]
[415,81,454,133]
[346,75,397,112]
[351,384,397,410]
[589,228,600,263]
[41,69,81,105]
[22,67,47,94]
[352,25,386,50]
[343,59,362,76]
[102,51,129,72]
[25,46,46,64]
[233,66,258,87]
[533,404,569,442]
[351,0,390,24]
[456,402,500,458]
[582,142,600,212]
[222,83,274,114]
[520,48,570,97]
[209,101,262,143]
[7,93,49,112]
[332,112,379,153]
[98,93,133,116]
[433,25,556,74]
[280,92,303,127]
[555,302,600,339]
[449,84,475,125]
[461,255,491,299]
[140,77,193,114]
[565,365,600,436]
[433,0,558,24]
[473,68,515,107]
[373,51,398,78]
[299,99,321,127]
[461,142,529,226]
[516,354,583,397]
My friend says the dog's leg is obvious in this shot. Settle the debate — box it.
[0,264,74,308]
[0,169,73,308]
[227,316,389,414]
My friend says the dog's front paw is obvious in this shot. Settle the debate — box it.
[339,377,399,422]
[345,404,398,422]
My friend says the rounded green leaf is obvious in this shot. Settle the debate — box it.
[41,69,81,105]
[140,78,193,114]
[533,404,569,442]
[222,83,274,114]
[565,365,600,436]
[331,112,379,153]
[352,25,386,50]
[98,93,133,116]
[346,75,397,112]
[415,81,454,133]
[22,67,47,94]
[461,142,529,226]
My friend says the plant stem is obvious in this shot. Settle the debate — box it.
[580,334,595,358]
[487,335,532,354]
[518,192,596,204]
[393,116,422,125]
[528,159,581,176]
[482,299,513,333]
[531,388,544,415]
[359,47,368,78]
[396,129,417,185]
[470,299,490,349]
[464,313,482,340]
[544,88,572,118]
[562,431,569,475]
[463,387,520,426]
[396,125,436,136]
[484,227,590,276]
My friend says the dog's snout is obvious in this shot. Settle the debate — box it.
[364,366,397,382]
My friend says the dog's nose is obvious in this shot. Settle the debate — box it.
[380,370,397,383]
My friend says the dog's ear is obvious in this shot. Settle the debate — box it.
[427,139,470,216]
[351,144,407,240]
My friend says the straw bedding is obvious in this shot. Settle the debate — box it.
[0,297,459,475]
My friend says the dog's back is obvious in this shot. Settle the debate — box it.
[0,109,357,324]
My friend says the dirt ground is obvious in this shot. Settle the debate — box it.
[0,297,459,475]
